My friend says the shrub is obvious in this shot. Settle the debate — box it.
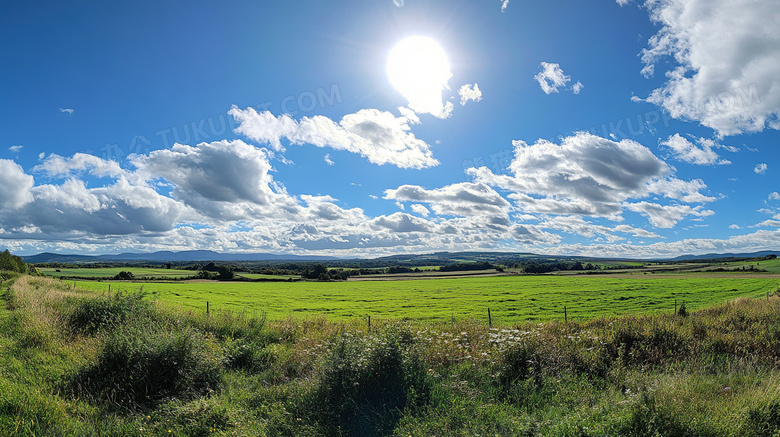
[678,301,688,317]
[66,292,149,335]
[308,331,432,436]
[70,321,222,408]
[496,341,539,388]
[220,337,273,371]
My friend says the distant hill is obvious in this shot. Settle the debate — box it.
[22,249,780,266]
[665,251,780,261]
[22,251,339,264]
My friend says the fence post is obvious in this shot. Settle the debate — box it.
[488,307,492,327]
[108,284,111,293]
[674,299,677,314]
[564,305,568,324]
[206,301,210,315]
[368,315,371,331]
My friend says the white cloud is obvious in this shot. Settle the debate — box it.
[501,0,509,12]
[9,145,23,152]
[468,132,713,227]
[34,153,127,179]
[769,192,780,201]
[540,215,660,242]
[534,62,582,95]
[0,159,34,209]
[384,182,511,217]
[755,163,768,175]
[660,134,731,165]
[397,106,420,125]
[625,202,714,228]
[729,224,741,229]
[458,83,483,105]
[230,106,439,169]
[753,220,780,228]
[410,204,430,217]
[371,212,433,233]
[132,139,299,220]
[638,0,780,136]
[324,154,334,166]
[59,108,74,115]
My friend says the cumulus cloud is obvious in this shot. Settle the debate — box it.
[324,154,334,166]
[34,153,127,179]
[384,182,511,217]
[9,145,23,152]
[534,62,582,95]
[638,0,780,136]
[230,106,438,169]
[501,0,509,12]
[468,132,713,227]
[755,163,768,175]
[660,134,731,165]
[59,108,74,115]
[410,204,430,217]
[0,159,34,209]
[371,212,433,233]
[540,215,660,242]
[1,175,185,238]
[132,139,299,220]
[625,202,714,228]
[458,83,483,105]
[770,192,780,201]
[753,220,780,228]
[397,106,420,125]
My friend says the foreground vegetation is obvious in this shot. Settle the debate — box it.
[3,275,780,435]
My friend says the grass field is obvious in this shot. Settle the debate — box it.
[706,257,780,273]
[7,274,780,435]
[74,273,780,322]
[39,266,194,278]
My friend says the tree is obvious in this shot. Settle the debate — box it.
[216,266,234,280]
[303,263,328,279]
[113,271,134,280]
[0,249,29,274]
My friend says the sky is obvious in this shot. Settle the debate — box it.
[1,0,779,258]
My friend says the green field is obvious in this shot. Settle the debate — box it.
[39,267,194,278]
[710,257,780,273]
[75,274,780,322]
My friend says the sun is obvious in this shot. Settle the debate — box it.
[387,36,452,117]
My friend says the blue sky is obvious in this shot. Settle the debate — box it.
[1,0,779,258]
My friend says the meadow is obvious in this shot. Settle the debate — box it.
[71,273,780,322]
[38,266,195,278]
[6,274,780,436]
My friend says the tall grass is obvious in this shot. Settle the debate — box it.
[4,275,780,435]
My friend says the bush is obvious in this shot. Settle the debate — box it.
[308,331,432,436]
[70,321,222,407]
[66,292,149,335]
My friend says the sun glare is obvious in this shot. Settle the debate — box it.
[387,36,452,117]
